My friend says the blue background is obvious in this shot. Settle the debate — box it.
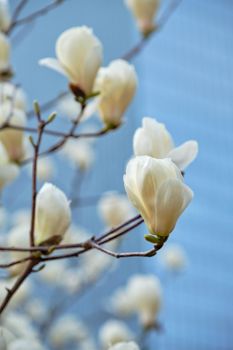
[6,0,233,349]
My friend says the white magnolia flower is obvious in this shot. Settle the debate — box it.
[98,192,135,228]
[125,0,160,35]
[0,103,27,161]
[126,274,162,327]
[0,32,10,74]
[0,142,19,190]
[8,339,44,350]
[35,183,71,245]
[133,117,198,171]
[49,316,88,348]
[0,83,27,111]
[108,342,140,350]
[124,156,193,236]
[0,327,15,350]
[39,26,103,96]
[0,0,11,32]
[160,244,187,271]
[99,320,133,349]
[61,138,95,170]
[94,59,137,128]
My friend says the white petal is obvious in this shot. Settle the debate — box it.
[168,140,198,171]
[39,58,68,78]
[155,179,193,236]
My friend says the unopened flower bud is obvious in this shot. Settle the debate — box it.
[95,59,137,128]
[35,183,71,245]
[124,156,193,237]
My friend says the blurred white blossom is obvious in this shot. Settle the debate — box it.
[49,316,89,348]
[99,320,134,349]
[98,192,135,228]
[0,0,11,32]
[7,224,30,275]
[0,83,27,111]
[125,0,160,35]
[8,339,45,350]
[95,59,137,128]
[0,327,15,350]
[40,26,103,96]
[61,138,95,170]
[160,244,187,271]
[0,142,19,190]
[133,117,198,171]
[108,341,140,350]
[0,103,27,162]
[124,156,193,237]
[126,274,162,327]
[0,32,10,74]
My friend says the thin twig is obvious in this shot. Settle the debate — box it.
[8,0,66,33]
[29,107,46,246]
[27,91,68,119]
[0,259,37,314]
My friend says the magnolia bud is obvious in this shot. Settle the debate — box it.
[0,0,11,32]
[0,104,26,161]
[0,142,19,190]
[35,183,71,245]
[94,59,137,128]
[133,117,198,171]
[99,320,133,349]
[126,274,162,328]
[0,32,10,76]
[124,156,193,236]
[109,342,140,350]
[0,83,27,111]
[98,192,134,228]
[125,0,160,35]
[39,26,103,97]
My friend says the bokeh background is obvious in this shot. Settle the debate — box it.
[6,0,233,349]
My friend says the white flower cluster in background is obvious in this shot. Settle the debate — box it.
[110,274,162,328]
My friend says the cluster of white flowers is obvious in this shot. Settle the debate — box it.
[0,1,197,349]
[110,274,162,328]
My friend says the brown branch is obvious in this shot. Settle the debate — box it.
[0,259,38,314]
[29,106,46,246]
[0,215,141,254]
